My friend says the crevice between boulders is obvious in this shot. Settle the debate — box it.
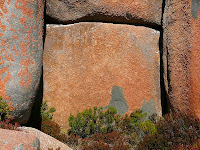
[45,13,162,31]
[160,0,168,115]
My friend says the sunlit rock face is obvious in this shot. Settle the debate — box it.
[163,0,200,117]
[43,22,161,129]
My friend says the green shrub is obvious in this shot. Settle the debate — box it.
[117,110,157,145]
[68,106,117,138]
[0,96,20,130]
[41,100,56,120]
[41,100,61,139]
[67,106,157,149]
[0,96,12,121]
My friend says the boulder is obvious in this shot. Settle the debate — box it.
[163,0,200,116]
[43,22,161,129]
[46,0,162,26]
[19,127,72,150]
[0,128,40,150]
[0,0,44,123]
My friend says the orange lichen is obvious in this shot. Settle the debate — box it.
[15,0,34,19]
[12,46,19,57]
[0,67,11,100]
[18,58,36,91]
[19,16,26,25]
[0,23,6,32]
[0,1,8,17]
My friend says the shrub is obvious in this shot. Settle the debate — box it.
[67,106,157,149]
[41,100,56,120]
[0,96,20,130]
[0,120,20,131]
[117,110,157,145]
[137,112,200,150]
[82,140,110,150]
[80,131,130,150]
[0,96,12,121]
[68,106,118,138]
[41,116,61,138]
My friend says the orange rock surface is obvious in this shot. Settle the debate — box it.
[19,127,72,150]
[43,23,161,128]
[46,0,162,25]
[0,128,40,150]
[163,0,200,116]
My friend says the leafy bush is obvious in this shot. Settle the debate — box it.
[41,116,61,138]
[41,100,61,139]
[0,96,12,121]
[116,110,157,145]
[68,106,118,138]
[137,112,200,150]
[41,100,56,120]
[67,106,158,149]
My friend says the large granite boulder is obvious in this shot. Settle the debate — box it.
[0,0,44,123]
[19,127,72,150]
[163,0,200,116]
[46,0,162,26]
[0,128,40,150]
[43,22,161,129]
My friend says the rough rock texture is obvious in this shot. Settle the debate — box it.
[0,128,40,150]
[46,0,162,26]
[43,22,161,128]
[0,0,44,123]
[19,127,72,150]
[163,0,200,116]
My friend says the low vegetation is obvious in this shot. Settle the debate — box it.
[0,96,21,130]
[1,97,199,149]
[41,100,200,150]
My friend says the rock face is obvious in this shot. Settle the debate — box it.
[0,0,44,123]
[0,128,40,150]
[19,127,72,150]
[163,0,200,116]
[46,0,162,26]
[43,22,161,128]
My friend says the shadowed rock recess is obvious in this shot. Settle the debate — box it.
[43,22,161,129]
[163,0,200,117]
[46,0,162,27]
[0,0,44,124]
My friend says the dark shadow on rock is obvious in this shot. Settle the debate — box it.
[46,13,161,31]
[191,0,200,20]
[104,86,129,115]
[141,99,157,118]
[24,71,43,130]
[160,0,168,115]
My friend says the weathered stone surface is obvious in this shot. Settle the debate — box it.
[0,0,44,123]
[44,23,161,129]
[163,0,200,116]
[46,0,162,26]
[0,128,40,150]
[19,127,72,150]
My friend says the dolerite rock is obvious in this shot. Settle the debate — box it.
[46,0,162,26]
[19,127,72,150]
[163,0,200,116]
[43,23,161,128]
[0,128,40,150]
[0,0,44,123]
